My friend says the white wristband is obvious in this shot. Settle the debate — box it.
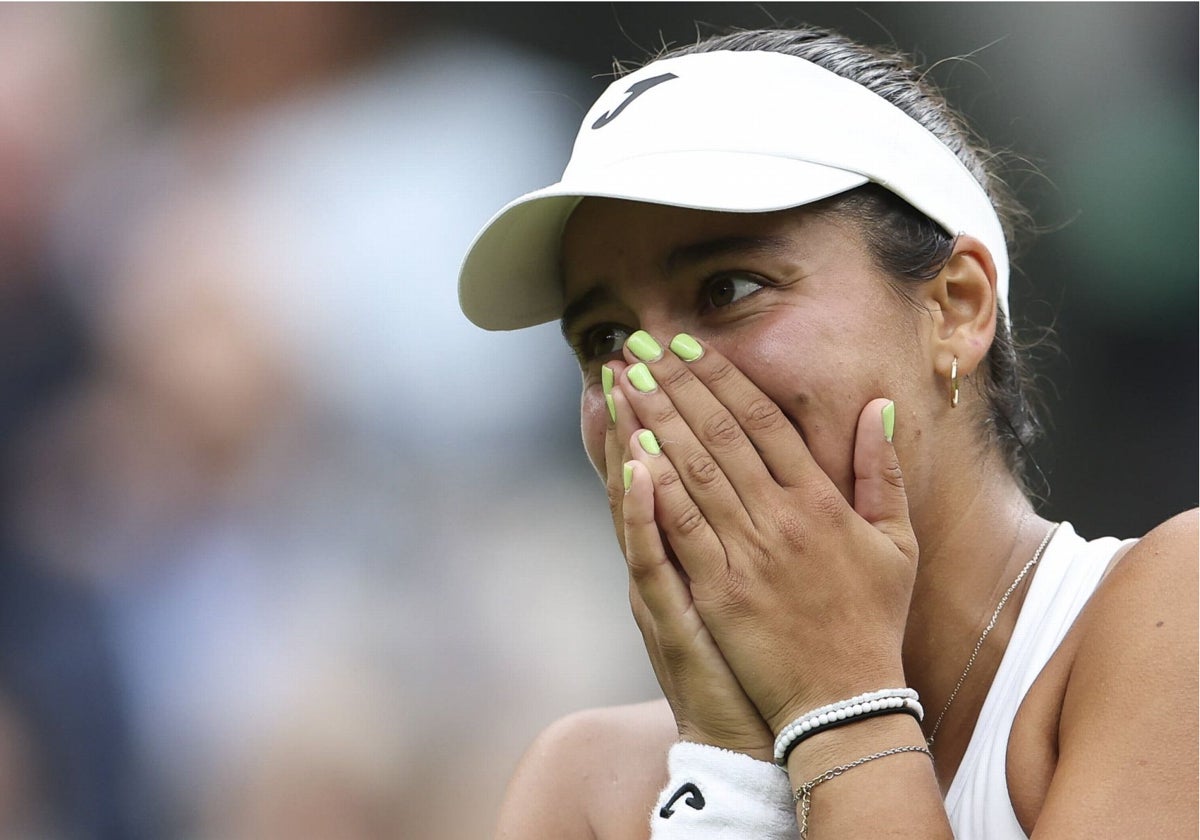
[650,742,797,839]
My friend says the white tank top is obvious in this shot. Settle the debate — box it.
[943,522,1133,839]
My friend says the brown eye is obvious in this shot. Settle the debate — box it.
[704,273,765,309]
[581,323,630,361]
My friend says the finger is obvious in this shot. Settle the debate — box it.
[623,457,685,703]
[628,424,731,586]
[618,338,755,533]
[624,331,819,507]
[624,460,732,716]
[624,480,775,761]
[853,398,918,563]
[626,579,677,701]
[603,362,636,552]
[622,332,773,500]
[662,335,817,489]
[622,459,696,622]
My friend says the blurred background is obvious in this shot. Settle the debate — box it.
[0,3,1193,838]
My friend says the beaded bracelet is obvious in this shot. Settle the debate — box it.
[773,688,924,766]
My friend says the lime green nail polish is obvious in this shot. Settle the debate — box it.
[623,462,634,492]
[628,363,657,393]
[626,330,662,362]
[669,333,703,362]
[882,400,896,443]
[638,429,661,455]
[602,366,617,423]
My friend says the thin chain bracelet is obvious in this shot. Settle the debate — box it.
[793,744,934,839]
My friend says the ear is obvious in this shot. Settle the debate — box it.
[920,234,999,380]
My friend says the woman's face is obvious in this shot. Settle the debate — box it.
[560,198,935,502]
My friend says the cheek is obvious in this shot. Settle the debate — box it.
[580,385,608,478]
[729,323,872,499]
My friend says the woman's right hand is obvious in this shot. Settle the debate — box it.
[603,362,775,762]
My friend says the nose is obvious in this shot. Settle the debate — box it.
[631,314,694,351]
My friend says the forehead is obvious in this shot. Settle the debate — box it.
[568,200,784,277]
[560,198,868,289]
[563,198,804,254]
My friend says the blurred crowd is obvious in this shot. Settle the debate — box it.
[0,5,655,838]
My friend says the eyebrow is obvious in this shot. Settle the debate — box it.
[665,234,796,272]
[560,283,619,341]
[559,234,798,340]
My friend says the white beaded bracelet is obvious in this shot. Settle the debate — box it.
[773,688,924,766]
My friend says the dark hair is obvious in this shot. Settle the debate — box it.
[646,26,1045,492]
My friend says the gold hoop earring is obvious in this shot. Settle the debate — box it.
[950,356,960,408]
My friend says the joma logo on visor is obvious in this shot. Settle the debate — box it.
[592,72,679,129]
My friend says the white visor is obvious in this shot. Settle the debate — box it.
[459,50,1008,331]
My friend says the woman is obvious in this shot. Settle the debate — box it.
[458,27,1197,839]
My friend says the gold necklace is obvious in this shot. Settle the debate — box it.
[925,522,1061,747]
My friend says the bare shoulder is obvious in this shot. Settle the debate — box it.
[1081,508,1198,631]
[1114,507,1197,569]
[495,699,676,840]
[1033,509,1198,837]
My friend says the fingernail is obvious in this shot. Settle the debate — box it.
[623,462,634,493]
[882,400,896,443]
[602,366,617,423]
[626,330,662,362]
[669,333,703,362]
[628,362,657,393]
[637,429,661,455]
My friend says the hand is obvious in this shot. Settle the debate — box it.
[603,360,775,760]
[614,335,919,735]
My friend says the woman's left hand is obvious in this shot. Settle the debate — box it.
[617,334,920,735]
